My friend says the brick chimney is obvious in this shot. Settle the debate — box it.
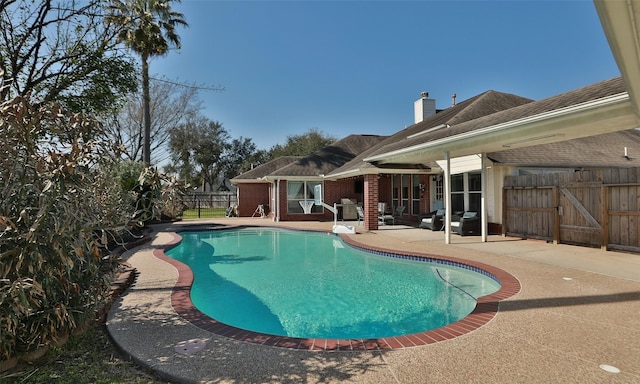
[414,92,436,123]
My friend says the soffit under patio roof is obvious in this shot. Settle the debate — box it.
[488,128,640,168]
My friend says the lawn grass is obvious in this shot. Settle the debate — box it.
[1,323,166,384]
[181,207,226,219]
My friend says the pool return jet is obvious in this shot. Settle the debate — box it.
[307,184,356,234]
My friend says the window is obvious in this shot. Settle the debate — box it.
[287,181,323,214]
[434,175,444,206]
[434,176,444,201]
[412,176,421,215]
[468,172,482,212]
[447,172,482,213]
[401,175,409,212]
[354,180,364,194]
[450,174,465,212]
[390,174,423,214]
[392,175,399,209]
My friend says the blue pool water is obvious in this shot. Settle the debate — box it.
[166,227,501,339]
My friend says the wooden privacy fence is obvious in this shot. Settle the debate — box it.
[503,168,640,253]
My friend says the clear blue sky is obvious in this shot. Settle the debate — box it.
[151,0,621,151]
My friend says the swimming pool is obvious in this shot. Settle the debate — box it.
[166,227,502,340]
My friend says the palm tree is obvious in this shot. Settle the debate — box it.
[105,0,188,165]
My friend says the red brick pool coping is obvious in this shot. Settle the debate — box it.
[154,225,521,351]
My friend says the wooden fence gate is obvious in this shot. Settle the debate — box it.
[503,169,640,252]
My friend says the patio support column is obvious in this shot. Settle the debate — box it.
[275,180,280,222]
[481,153,488,242]
[364,174,379,231]
[444,151,452,244]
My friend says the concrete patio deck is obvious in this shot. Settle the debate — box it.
[107,218,640,383]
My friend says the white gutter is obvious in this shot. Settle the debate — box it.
[595,0,640,117]
[322,169,363,180]
[407,123,450,139]
[364,92,631,163]
[263,175,324,182]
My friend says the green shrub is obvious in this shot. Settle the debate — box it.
[137,166,188,223]
[106,161,187,225]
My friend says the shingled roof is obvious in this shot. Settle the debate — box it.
[368,77,627,161]
[231,156,300,183]
[267,134,387,178]
[327,90,534,178]
[488,128,640,168]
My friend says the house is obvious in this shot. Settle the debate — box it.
[233,90,536,225]
[231,135,389,220]
[360,76,639,236]
[234,75,640,237]
[231,2,640,250]
[231,156,300,217]
[324,90,534,229]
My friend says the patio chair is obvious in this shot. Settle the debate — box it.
[251,204,266,218]
[419,209,445,231]
[356,205,365,226]
[451,211,481,236]
[378,202,391,215]
[379,205,405,225]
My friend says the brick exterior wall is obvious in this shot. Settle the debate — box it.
[277,178,365,222]
[377,175,392,204]
[324,178,364,206]
[237,183,270,217]
[237,174,435,225]
[237,174,502,232]
[364,174,379,230]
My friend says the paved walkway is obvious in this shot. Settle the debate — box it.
[107,218,640,383]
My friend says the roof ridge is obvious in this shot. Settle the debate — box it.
[445,90,534,126]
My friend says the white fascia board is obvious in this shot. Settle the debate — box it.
[364,93,631,163]
[324,167,431,180]
[407,123,449,139]
[231,178,271,185]
[263,175,324,182]
[323,169,363,180]
[595,0,640,117]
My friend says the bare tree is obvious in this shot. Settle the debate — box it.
[0,0,137,113]
[102,77,203,164]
